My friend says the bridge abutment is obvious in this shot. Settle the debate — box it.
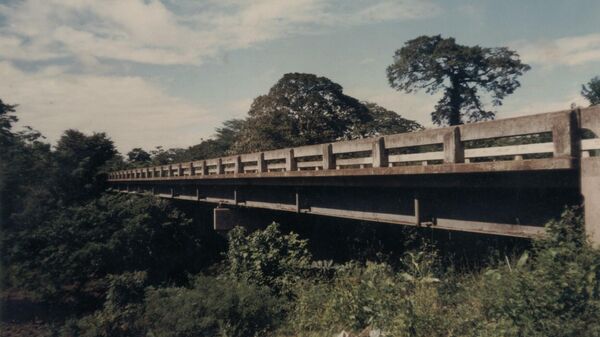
[581,157,600,247]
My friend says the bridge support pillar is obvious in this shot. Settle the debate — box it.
[214,207,237,231]
[582,156,600,247]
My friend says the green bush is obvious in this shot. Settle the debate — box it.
[144,276,284,337]
[63,271,147,337]
[226,223,311,296]
[472,208,600,337]
[289,251,448,336]
[6,193,218,302]
[285,208,600,337]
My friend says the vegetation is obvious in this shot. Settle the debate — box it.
[582,76,600,106]
[387,35,530,125]
[118,73,422,167]
[1,34,598,336]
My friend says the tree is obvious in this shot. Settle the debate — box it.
[230,73,421,153]
[231,73,373,153]
[127,148,151,164]
[582,76,600,106]
[387,35,530,126]
[54,129,117,203]
[6,194,220,302]
[0,98,18,147]
[360,102,423,136]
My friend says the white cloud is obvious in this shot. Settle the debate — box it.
[0,0,441,152]
[0,0,440,66]
[514,33,600,67]
[498,92,588,118]
[1,62,215,153]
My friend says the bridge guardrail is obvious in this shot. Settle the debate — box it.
[109,106,600,180]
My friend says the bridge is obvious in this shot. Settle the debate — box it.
[108,106,600,244]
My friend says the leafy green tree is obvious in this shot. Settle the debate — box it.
[227,223,311,296]
[126,148,151,164]
[0,101,54,230]
[6,194,220,302]
[0,99,18,147]
[387,35,530,126]
[582,76,600,106]
[360,101,423,136]
[144,276,283,337]
[54,129,117,204]
[231,73,373,153]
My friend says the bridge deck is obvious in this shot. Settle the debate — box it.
[108,106,600,241]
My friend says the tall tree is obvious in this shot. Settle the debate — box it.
[387,35,530,126]
[0,99,18,147]
[231,73,372,153]
[581,76,600,106]
[54,129,117,204]
[127,147,151,164]
[360,102,423,136]
[231,73,421,153]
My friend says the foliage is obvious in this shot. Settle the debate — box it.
[126,147,151,164]
[227,223,312,296]
[230,73,421,153]
[582,76,600,106]
[64,272,148,337]
[5,194,218,302]
[144,276,284,337]
[54,129,118,204]
[231,73,372,152]
[0,98,18,146]
[360,102,423,136]
[474,208,600,337]
[287,208,600,337]
[387,35,530,126]
[289,250,443,336]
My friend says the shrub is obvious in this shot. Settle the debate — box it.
[226,223,311,296]
[473,208,600,337]
[6,193,218,302]
[144,276,284,337]
[64,271,147,337]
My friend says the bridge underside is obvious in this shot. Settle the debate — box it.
[110,166,580,238]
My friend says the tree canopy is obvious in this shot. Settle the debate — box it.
[127,148,151,164]
[582,76,600,106]
[231,73,421,153]
[387,35,530,126]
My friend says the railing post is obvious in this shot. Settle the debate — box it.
[372,137,388,168]
[189,162,195,176]
[168,165,173,177]
[322,144,334,170]
[257,153,266,173]
[201,160,208,175]
[216,158,224,174]
[443,127,464,164]
[285,149,297,172]
[234,156,243,174]
[552,111,577,158]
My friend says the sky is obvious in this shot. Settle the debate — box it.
[1,0,599,154]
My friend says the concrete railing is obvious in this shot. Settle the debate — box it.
[109,106,600,180]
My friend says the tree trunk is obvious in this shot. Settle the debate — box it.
[448,78,462,126]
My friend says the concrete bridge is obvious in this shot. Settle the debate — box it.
[108,106,600,244]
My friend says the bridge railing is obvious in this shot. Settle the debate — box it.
[109,106,600,180]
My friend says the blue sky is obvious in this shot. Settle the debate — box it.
[1,0,599,153]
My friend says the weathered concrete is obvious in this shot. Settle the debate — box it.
[108,107,600,242]
[582,157,600,246]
